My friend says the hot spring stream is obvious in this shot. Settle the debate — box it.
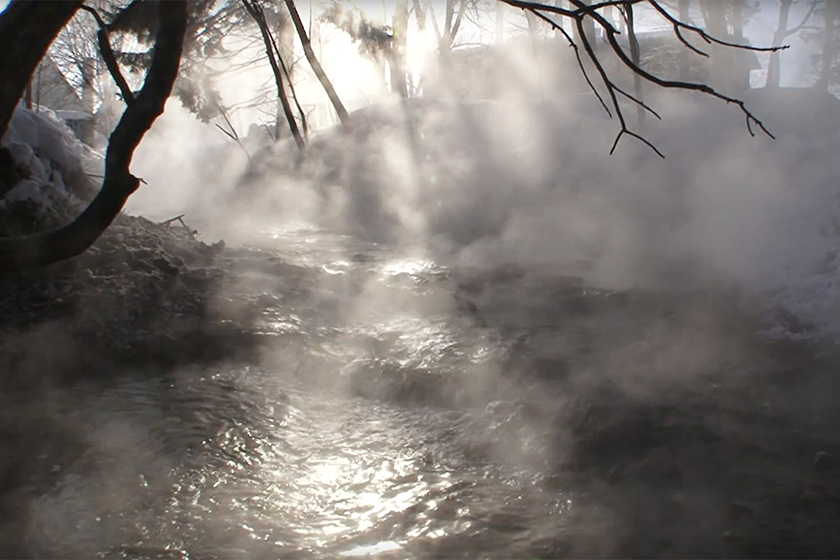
[11,226,840,559]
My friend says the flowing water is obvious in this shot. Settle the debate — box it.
[8,226,840,559]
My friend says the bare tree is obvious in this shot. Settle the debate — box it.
[571,0,596,48]
[697,0,728,90]
[0,1,83,138]
[621,2,645,128]
[243,0,306,150]
[816,0,840,91]
[430,0,469,53]
[49,1,123,114]
[766,0,817,88]
[0,0,789,270]
[283,0,351,123]
[678,0,690,79]
[496,0,505,43]
[390,0,410,96]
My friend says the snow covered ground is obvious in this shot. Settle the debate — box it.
[0,105,102,222]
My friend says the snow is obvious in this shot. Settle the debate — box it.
[0,105,102,216]
[3,104,99,174]
[54,110,94,122]
[5,91,840,343]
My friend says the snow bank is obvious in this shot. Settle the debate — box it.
[0,106,103,232]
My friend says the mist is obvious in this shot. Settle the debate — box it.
[4,0,840,557]
[129,80,840,335]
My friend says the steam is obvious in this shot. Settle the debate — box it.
[122,21,840,371]
[7,2,840,556]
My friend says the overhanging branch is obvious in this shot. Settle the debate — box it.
[498,0,785,157]
[80,4,135,105]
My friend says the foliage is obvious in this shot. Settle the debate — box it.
[104,0,256,122]
[319,2,394,61]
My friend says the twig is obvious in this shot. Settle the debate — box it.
[161,213,197,237]
[261,121,277,143]
[161,214,186,226]
[215,104,252,161]
[214,123,237,142]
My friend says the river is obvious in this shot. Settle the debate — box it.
[9,224,840,559]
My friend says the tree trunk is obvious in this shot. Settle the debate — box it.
[276,4,297,138]
[731,1,744,41]
[23,81,33,111]
[390,0,409,97]
[765,0,791,89]
[701,0,728,91]
[443,0,455,50]
[243,0,304,150]
[0,0,188,271]
[496,0,504,45]
[730,0,747,91]
[0,0,83,138]
[615,0,624,33]
[819,0,840,91]
[283,0,350,124]
[626,3,645,128]
[411,0,429,95]
[79,57,97,144]
[678,0,691,80]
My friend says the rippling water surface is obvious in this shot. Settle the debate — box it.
[14,225,840,559]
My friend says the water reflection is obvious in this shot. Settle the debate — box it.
[20,227,590,559]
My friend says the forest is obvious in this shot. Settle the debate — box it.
[2,0,840,558]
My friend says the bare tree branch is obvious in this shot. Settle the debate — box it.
[499,0,782,157]
[648,1,788,56]
[242,0,305,151]
[79,4,134,104]
[450,0,468,43]
[785,0,819,37]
